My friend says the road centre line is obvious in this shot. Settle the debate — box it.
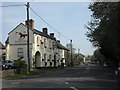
[70,87,79,90]
[65,82,69,85]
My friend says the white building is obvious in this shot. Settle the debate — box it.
[0,42,6,61]
[5,19,69,69]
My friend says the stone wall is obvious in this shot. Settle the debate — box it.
[2,69,15,77]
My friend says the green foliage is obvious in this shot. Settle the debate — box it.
[13,60,27,74]
[93,49,106,65]
[86,2,120,67]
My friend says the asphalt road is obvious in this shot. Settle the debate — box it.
[2,64,120,90]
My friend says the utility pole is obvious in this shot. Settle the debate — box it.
[78,48,80,54]
[26,2,30,74]
[70,39,73,67]
[78,48,80,65]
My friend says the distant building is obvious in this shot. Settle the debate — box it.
[73,53,85,65]
[5,19,69,69]
[0,42,6,61]
[66,43,76,54]
[85,56,91,63]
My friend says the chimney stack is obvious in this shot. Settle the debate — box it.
[25,19,34,29]
[50,33,54,38]
[42,28,48,34]
[57,40,60,43]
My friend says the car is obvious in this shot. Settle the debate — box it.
[103,62,111,68]
[0,61,2,70]
[115,67,120,77]
[2,60,14,70]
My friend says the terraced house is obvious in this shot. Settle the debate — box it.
[5,19,69,69]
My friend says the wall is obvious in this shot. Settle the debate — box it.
[6,24,33,67]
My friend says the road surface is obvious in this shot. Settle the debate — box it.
[2,64,120,90]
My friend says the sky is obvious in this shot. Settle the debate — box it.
[1,1,97,56]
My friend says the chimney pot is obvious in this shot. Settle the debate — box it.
[50,33,54,38]
[25,19,34,29]
[42,28,48,34]
[57,40,60,43]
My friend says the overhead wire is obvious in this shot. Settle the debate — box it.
[0,4,26,7]
[30,7,60,34]
[29,7,71,40]
[0,3,71,40]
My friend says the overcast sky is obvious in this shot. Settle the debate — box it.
[1,1,97,56]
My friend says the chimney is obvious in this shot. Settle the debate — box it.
[42,28,48,34]
[50,33,54,38]
[25,19,34,29]
[57,40,60,43]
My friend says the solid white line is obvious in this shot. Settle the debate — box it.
[70,87,79,90]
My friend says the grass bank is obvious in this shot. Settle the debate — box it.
[2,68,64,79]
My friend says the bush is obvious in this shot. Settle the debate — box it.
[13,59,27,74]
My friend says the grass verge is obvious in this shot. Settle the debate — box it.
[2,68,64,79]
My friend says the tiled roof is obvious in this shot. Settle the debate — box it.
[5,23,68,50]
[33,29,56,40]
[0,42,5,49]
[56,41,69,51]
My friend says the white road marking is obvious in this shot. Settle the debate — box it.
[70,87,79,90]
[65,82,69,85]
[86,66,91,70]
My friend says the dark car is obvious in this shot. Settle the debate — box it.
[115,67,120,76]
[2,60,14,70]
[103,62,111,68]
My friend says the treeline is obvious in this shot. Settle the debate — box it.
[86,2,120,68]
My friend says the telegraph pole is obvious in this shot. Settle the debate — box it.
[70,39,73,67]
[26,2,30,74]
[78,49,80,54]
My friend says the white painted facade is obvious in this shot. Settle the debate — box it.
[6,20,68,69]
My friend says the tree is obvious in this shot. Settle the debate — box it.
[93,49,106,65]
[86,2,120,68]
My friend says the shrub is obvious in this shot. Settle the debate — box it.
[13,59,27,74]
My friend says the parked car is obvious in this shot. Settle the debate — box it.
[115,67,120,76]
[0,61,2,70]
[103,62,111,68]
[2,60,14,70]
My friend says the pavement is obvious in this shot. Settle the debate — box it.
[2,64,120,90]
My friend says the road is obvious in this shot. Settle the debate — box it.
[2,64,120,90]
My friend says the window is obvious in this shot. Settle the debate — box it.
[37,36,39,46]
[49,55,51,61]
[49,40,51,49]
[44,39,47,48]
[53,42,56,50]
[17,48,23,58]
[44,54,46,61]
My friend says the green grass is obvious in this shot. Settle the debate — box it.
[2,73,27,79]
[29,70,46,75]
[2,68,63,79]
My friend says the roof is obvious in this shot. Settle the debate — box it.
[57,41,69,51]
[8,23,25,35]
[33,29,56,40]
[8,23,56,40]
[5,37,9,44]
[0,42,5,49]
[6,22,67,50]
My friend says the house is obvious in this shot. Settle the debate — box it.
[0,42,6,61]
[5,19,69,69]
